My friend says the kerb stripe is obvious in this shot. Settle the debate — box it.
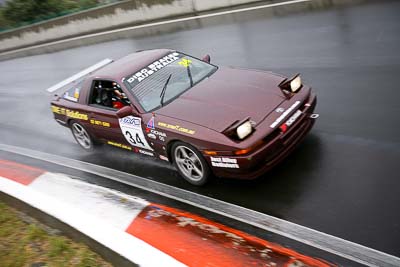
[126,203,332,267]
[0,159,44,185]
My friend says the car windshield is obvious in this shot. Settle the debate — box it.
[123,52,217,112]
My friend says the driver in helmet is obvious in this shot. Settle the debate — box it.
[111,82,130,109]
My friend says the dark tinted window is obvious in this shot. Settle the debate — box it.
[89,80,130,110]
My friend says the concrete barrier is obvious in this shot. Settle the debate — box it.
[0,0,379,61]
[0,0,263,53]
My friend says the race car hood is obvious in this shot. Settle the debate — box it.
[156,67,287,132]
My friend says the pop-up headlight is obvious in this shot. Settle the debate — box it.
[236,121,253,140]
[278,74,303,97]
[222,118,254,141]
[290,75,302,93]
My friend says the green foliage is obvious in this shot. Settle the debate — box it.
[3,0,61,25]
[48,236,71,257]
[78,0,98,9]
[0,9,9,30]
[0,201,112,267]
[26,224,46,241]
[0,0,103,30]
[78,250,100,267]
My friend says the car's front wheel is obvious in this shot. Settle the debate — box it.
[172,142,210,186]
[70,121,95,151]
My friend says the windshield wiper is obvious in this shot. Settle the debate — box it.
[186,65,193,87]
[160,74,172,107]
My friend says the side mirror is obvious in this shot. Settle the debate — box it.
[116,105,133,118]
[202,54,211,63]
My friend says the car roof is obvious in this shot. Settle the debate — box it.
[90,48,174,83]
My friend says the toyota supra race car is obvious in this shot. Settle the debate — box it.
[48,49,319,185]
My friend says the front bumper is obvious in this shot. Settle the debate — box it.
[205,94,317,179]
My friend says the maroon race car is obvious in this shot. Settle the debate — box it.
[48,49,318,185]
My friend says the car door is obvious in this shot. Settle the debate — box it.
[87,79,153,151]
[87,79,128,144]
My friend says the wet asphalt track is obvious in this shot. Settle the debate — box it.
[0,0,400,258]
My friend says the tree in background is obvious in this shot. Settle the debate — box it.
[0,8,7,29]
[0,0,100,30]
[79,0,99,9]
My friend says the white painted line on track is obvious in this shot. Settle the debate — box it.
[46,58,113,93]
[0,0,311,57]
[1,143,399,267]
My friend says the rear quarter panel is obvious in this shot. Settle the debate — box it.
[50,78,93,128]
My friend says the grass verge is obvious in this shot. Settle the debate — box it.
[0,201,112,267]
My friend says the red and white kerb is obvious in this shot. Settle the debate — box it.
[0,159,332,267]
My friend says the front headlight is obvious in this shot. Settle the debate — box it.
[236,121,253,139]
[290,75,302,93]
[278,74,303,97]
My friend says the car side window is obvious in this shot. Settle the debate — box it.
[89,80,131,110]
[63,79,84,102]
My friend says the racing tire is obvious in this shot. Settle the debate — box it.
[171,142,210,186]
[70,121,96,151]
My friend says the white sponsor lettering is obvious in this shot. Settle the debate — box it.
[285,110,302,127]
[121,117,140,126]
[138,149,154,157]
[210,157,239,169]
[270,101,301,128]
[151,129,167,137]
[211,162,240,168]
[151,129,167,142]
[127,52,180,85]
[147,133,156,140]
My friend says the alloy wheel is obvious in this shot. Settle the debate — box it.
[174,145,204,182]
[72,123,92,149]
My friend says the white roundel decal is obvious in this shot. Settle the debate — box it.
[119,116,153,151]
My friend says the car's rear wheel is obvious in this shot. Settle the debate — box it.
[172,142,210,186]
[70,121,94,151]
